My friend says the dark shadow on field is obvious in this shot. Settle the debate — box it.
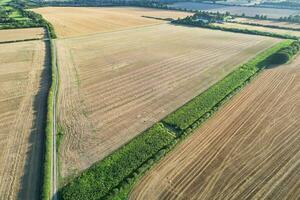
[17,29,52,200]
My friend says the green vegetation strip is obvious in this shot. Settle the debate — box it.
[42,28,55,200]
[60,40,294,200]
[271,41,300,64]
[60,123,175,200]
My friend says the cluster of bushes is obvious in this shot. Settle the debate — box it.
[163,40,293,131]
[16,8,56,38]
[191,10,230,23]
[279,15,300,23]
[171,17,298,40]
[0,0,57,38]
[60,123,175,200]
[271,41,300,64]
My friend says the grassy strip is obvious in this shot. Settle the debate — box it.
[60,123,175,200]
[163,40,292,131]
[41,27,55,200]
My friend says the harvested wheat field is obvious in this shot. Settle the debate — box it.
[0,39,50,199]
[0,28,45,43]
[233,17,300,30]
[32,7,191,38]
[216,22,300,37]
[56,23,280,178]
[130,56,300,200]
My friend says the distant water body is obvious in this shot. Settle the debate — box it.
[168,2,300,19]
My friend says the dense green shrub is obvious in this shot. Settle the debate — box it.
[271,41,300,64]
[60,123,174,200]
[163,40,292,131]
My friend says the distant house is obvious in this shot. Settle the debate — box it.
[194,18,209,24]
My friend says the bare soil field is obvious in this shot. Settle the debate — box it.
[0,28,45,43]
[0,40,50,199]
[216,22,300,37]
[168,2,300,19]
[130,55,300,200]
[32,7,191,38]
[56,23,280,178]
[233,17,300,29]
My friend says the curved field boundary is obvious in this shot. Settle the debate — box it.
[59,40,293,200]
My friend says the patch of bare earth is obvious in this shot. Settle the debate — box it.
[129,55,300,200]
[31,7,191,38]
[55,23,280,178]
[0,38,50,199]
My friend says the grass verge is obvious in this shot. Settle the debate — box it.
[60,40,294,200]
[41,27,56,200]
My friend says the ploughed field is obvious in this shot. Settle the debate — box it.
[130,55,300,200]
[233,17,300,30]
[0,30,50,200]
[32,7,192,38]
[0,28,45,43]
[215,22,300,37]
[53,18,280,178]
[168,2,300,19]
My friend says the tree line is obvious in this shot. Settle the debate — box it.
[171,14,299,40]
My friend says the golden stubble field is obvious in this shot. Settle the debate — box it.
[216,22,300,37]
[130,55,300,200]
[0,31,50,199]
[32,7,192,38]
[54,21,281,178]
[0,28,45,43]
[234,17,300,29]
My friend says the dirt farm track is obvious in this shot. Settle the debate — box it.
[130,56,300,200]
[0,32,50,199]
